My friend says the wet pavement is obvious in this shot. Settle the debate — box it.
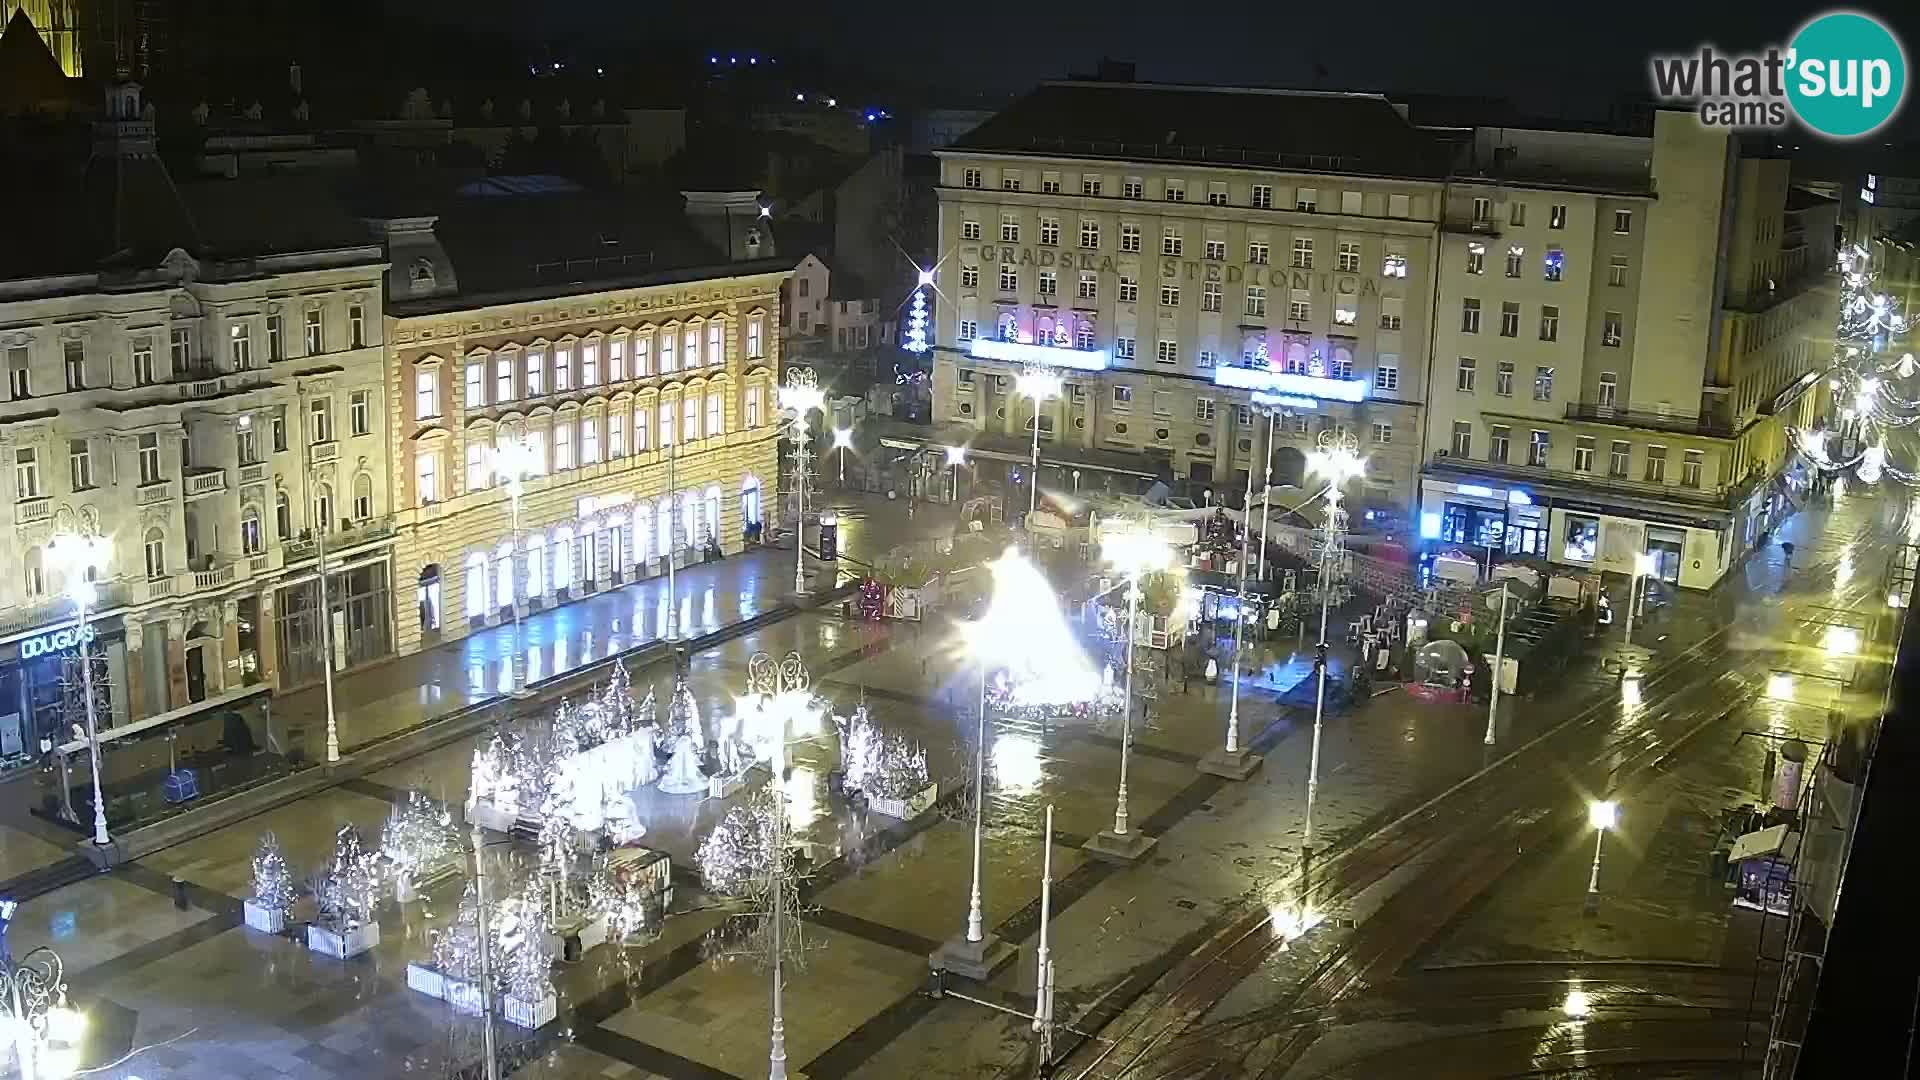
[0,487,1903,1080]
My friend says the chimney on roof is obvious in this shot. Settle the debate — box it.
[681,190,776,262]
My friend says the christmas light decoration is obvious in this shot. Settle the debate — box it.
[1788,243,1915,487]
[838,706,929,802]
[250,831,296,914]
[904,284,930,354]
[316,824,381,930]
[381,790,460,896]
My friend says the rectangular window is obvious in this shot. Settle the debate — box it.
[1525,429,1549,467]
[636,335,655,377]
[1613,209,1633,234]
[170,327,193,371]
[959,319,978,341]
[1002,173,1021,191]
[1543,247,1565,282]
[1288,290,1310,322]
[1251,185,1273,209]
[1506,245,1524,278]
[138,432,161,484]
[1164,179,1185,202]
[1334,304,1356,326]
[1374,357,1399,392]
[1451,421,1472,457]
[526,351,546,395]
[467,443,488,491]
[1500,302,1520,337]
[1534,365,1555,401]
[1380,297,1403,330]
[415,368,439,419]
[349,304,367,348]
[1078,272,1097,300]
[1608,256,1628,287]
[133,338,157,385]
[466,361,485,406]
[1495,361,1514,396]
[1081,176,1102,196]
[1115,337,1135,360]
[14,448,39,499]
[606,412,625,458]
[1461,298,1481,333]
[1598,371,1618,407]
[303,308,323,354]
[1603,312,1623,347]
[1291,237,1314,268]
[1295,187,1317,211]
[963,167,982,189]
[1112,385,1133,409]
[1001,214,1020,242]
[272,406,287,452]
[1207,182,1228,206]
[1372,422,1393,444]
[1080,219,1100,248]
[582,416,601,463]
[1197,349,1218,369]
[1457,356,1477,392]
[1609,440,1630,478]
[1202,281,1221,311]
[1248,241,1270,265]
[266,315,284,361]
[582,342,600,385]
[1000,264,1018,292]
[225,324,251,371]
[1338,242,1360,272]
[1076,322,1096,350]
[962,220,982,241]
[416,450,439,502]
[1205,239,1226,261]
[1539,305,1560,341]
[683,394,699,441]
[496,357,514,401]
[961,265,979,289]
[556,346,575,390]
[1160,284,1180,308]
[1489,425,1511,463]
[1118,276,1138,302]
[1645,444,1666,482]
[707,393,723,437]
[1195,397,1215,421]
[1120,224,1141,252]
[747,317,764,358]
[1510,201,1528,226]
[1573,436,1595,472]
[1472,197,1492,223]
[1549,204,1567,229]
[1039,270,1058,296]
[1124,178,1143,199]
[1040,217,1060,246]
[608,339,626,381]
[634,404,651,450]
[309,396,332,443]
[554,423,574,469]
[69,438,91,490]
[1245,285,1266,317]
[1161,228,1183,256]
[1465,242,1485,275]
[1155,339,1178,365]
[1682,449,1704,488]
[60,339,84,391]
[351,389,371,435]
[1042,173,1061,194]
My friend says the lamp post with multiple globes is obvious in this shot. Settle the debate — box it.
[779,369,826,596]
[45,532,112,847]
[1085,521,1172,863]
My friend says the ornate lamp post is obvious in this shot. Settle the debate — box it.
[491,437,542,697]
[832,426,854,485]
[0,940,86,1080]
[1303,431,1364,850]
[1200,450,1261,780]
[1248,400,1291,582]
[45,533,112,847]
[779,368,826,595]
[1587,800,1619,898]
[1086,521,1171,864]
[744,651,818,1080]
[1014,366,1063,517]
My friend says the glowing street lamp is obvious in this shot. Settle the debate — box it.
[780,369,827,595]
[1586,799,1619,898]
[45,532,112,847]
[0,940,86,1080]
[492,437,542,696]
[1014,367,1063,516]
[1087,521,1172,863]
[742,651,817,1079]
[944,444,968,502]
[832,426,854,484]
[1302,433,1364,849]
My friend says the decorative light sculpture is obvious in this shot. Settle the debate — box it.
[0,940,85,1080]
[903,270,932,355]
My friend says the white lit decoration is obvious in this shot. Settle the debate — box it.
[468,668,667,827]
[838,705,929,803]
[381,790,460,897]
[316,824,381,931]
[904,281,930,354]
[969,338,1110,371]
[1788,243,1917,487]
[967,547,1101,711]
[250,831,296,914]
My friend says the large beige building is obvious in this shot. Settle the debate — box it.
[927,83,1451,520]
[0,80,394,765]
[1419,112,1836,590]
[369,183,789,669]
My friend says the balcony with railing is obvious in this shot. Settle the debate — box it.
[1426,452,1746,510]
[1563,403,1736,438]
[282,515,396,564]
[135,480,174,506]
[183,467,228,499]
[0,578,138,637]
[15,496,52,524]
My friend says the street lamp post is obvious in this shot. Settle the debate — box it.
[1623,552,1655,644]
[491,438,540,697]
[780,369,826,597]
[1254,407,1283,581]
[832,426,854,485]
[944,444,967,503]
[1015,367,1063,517]
[1586,799,1618,901]
[0,940,86,1080]
[1200,453,1261,779]
[743,652,815,1080]
[1087,522,1171,863]
[46,534,112,848]
[469,826,500,1080]
[1483,580,1509,746]
[1303,432,1364,850]
[297,382,341,763]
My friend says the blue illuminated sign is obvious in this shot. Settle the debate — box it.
[1212,365,1369,402]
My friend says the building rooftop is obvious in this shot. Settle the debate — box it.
[947,81,1452,180]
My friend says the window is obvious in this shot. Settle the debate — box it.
[1112,385,1133,409]
[1338,242,1360,273]
[351,389,371,435]
[1078,272,1097,300]
[707,393,723,438]
[963,167,982,189]
[1001,213,1020,242]
[276,491,292,537]
[1456,356,1477,392]
[1161,228,1183,256]
[1123,177,1143,199]
[352,474,372,520]
[133,338,157,385]
[1040,217,1060,246]
[67,438,92,490]
[13,448,38,499]
[266,315,284,361]
[583,342,601,384]
[1248,241,1270,265]
[1528,429,1550,467]
[747,317,764,358]
[1201,281,1221,311]
[1609,440,1630,478]
[608,412,626,457]
[1495,361,1514,396]
[1598,371,1618,407]
[1341,190,1364,215]
[1151,390,1172,416]
[1505,245,1524,278]
[962,220,982,241]
[1197,349,1218,369]
[1543,248,1565,282]
[1602,312,1623,347]
[1334,304,1356,326]
[608,339,625,381]
[526,350,546,395]
[1155,339,1178,365]
[1039,270,1058,297]
[1207,183,1228,206]
[489,357,510,402]
[1002,173,1021,192]
[1118,276,1138,302]
[1115,337,1135,360]
[1539,305,1560,341]
[583,415,601,462]
[170,326,194,372]
[1081,176,1103,196]
[1451,421,1472,456]
[1374,357,1399,392]
[144,529,165,579]
[1380,297,1403,330]
[415,368,439,419]
[1120,224,1141,252]
[1608,256,1629,287]
[999,265,1018,292]
[1195,398,1215,422]
[138,432,161,483]
[958,319,978,341]
[554,423,574,469]
[416,449,440,502]
[1549,204,1568,229]
[1613,209,1633,234]
[1245,285,1266,317]
[636,404,652,449]
[558,346,577,390]
[1573,436,1595,472]
[59,339,84,391]
[1076,322,1096,350]
[1371,422,1393,444]
[1682,449,1704,488]
[1291,237,1314,268]
[466,361,486,406]
[1160,284,1180,307]
[1510,200,1528,226]
[1461,298,1481,333]
[1251,185,1273,209]
[349,304,367,348]
[1562,514,1598,561]
[467,442,488,490]
[309,395,333,443]
[242,507,263,555]
[683,395,699,442]
[1288,290,1310,322]
[1080,219,1099,248]
[1500,302,1520,337]
[1472,197,1492,223]
[1042,173,1061,194]
[1164,179,1185,202]
[272,406,287,452]
[1465,242,1485,275]
[1205,239,1226,261]
[1644,444,1666,482]
[303,308,323,354]
[1295,188,1317,212]
[1534,366,1555,401]
[1489,425,1511,463]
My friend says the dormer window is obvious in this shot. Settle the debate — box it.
[409,259,437,293]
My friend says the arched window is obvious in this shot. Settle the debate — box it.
[275,490,292,538]
[741,475,763,527]
[632,500,653,564]
[552,527,574,589]
[464,551,488,617]
[525,532,545,597]
[144,528,167,579]
[1285,341,1309,375]
[704,485,722,546]
[353,473,374,520]
[494,542,514,609]
[22,546,45,598]
[241,506,264,555]
[658,497,676,554]
[409,259,437,293]
[681,493,700,549]
[313,482,334,533]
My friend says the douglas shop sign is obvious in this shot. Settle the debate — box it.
[20,624,96,660]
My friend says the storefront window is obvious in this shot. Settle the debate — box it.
[1441,502,1506,548]
[1562,515,1599,562]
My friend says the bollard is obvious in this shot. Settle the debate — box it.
[172,876,189,910]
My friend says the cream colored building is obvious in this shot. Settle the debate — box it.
[927,83,1450,521]
[370,184,788,666]
[0,81,393,764]
[1419,111,1836,590]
